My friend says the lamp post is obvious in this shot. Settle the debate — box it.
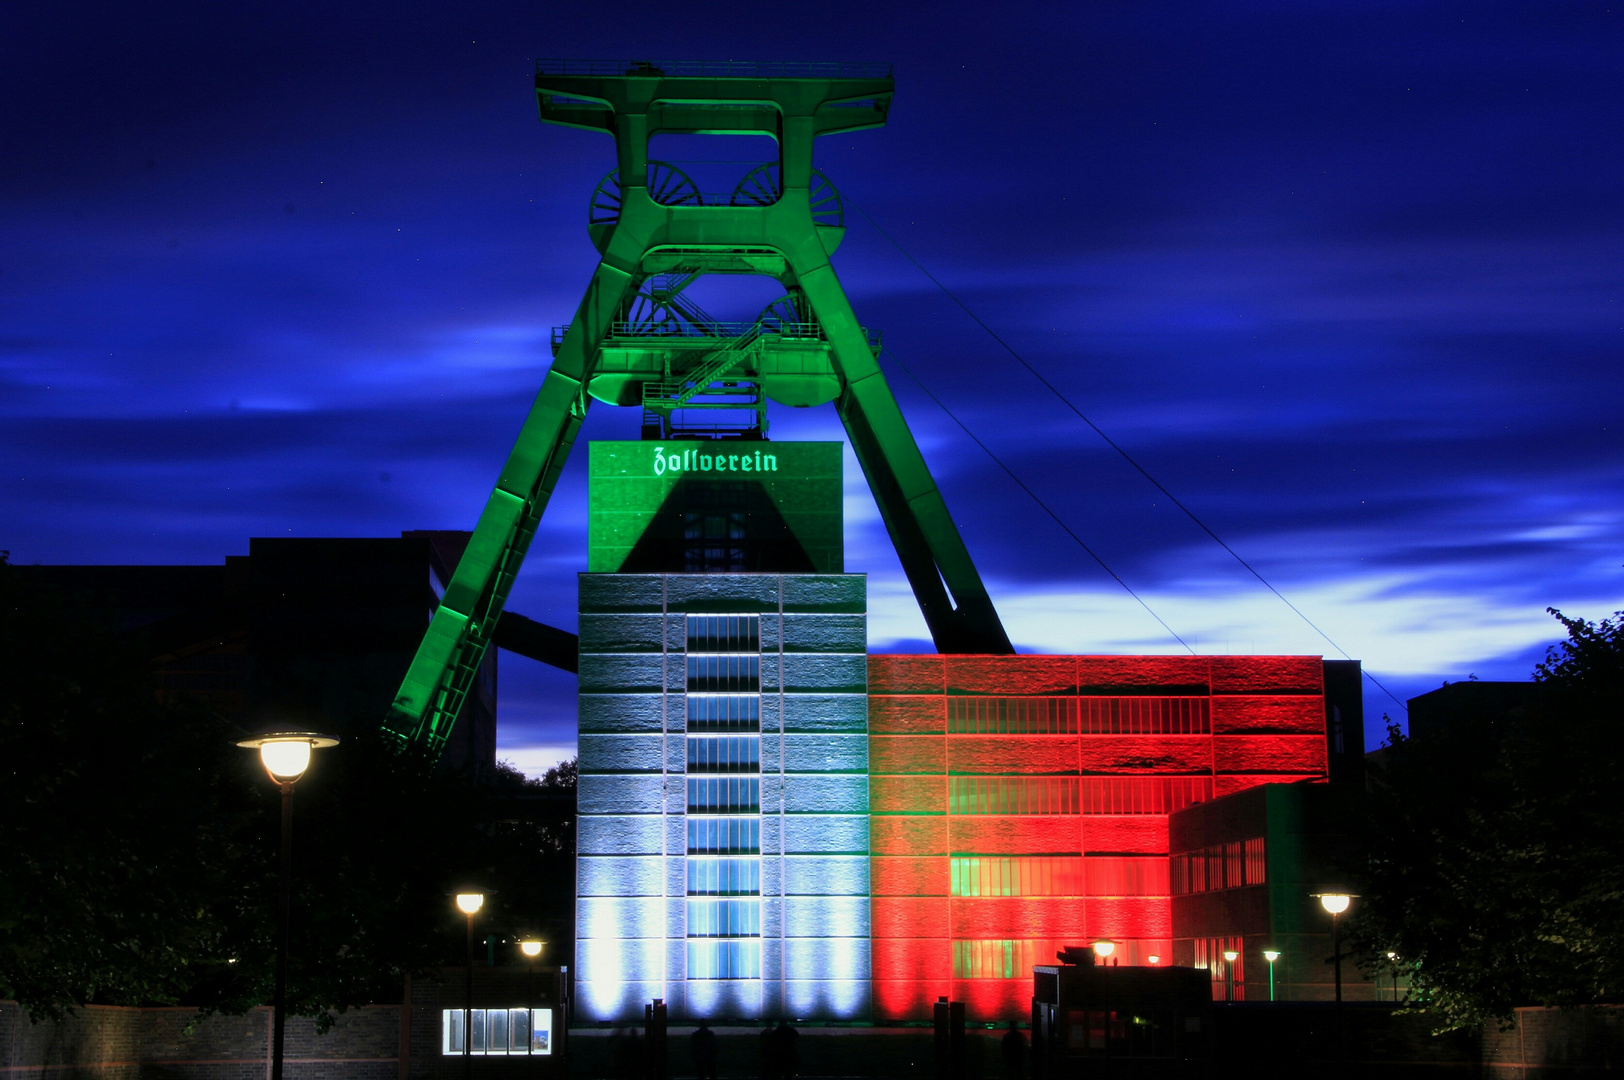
[1222,950,1239,1002]
[456,892,485,1079]
[1262,950,1280,1002]
[520,940,544,1059]
[236,730,338,1080]
[1313,893,1355,1003]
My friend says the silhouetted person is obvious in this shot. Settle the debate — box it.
[760,1023,777,1080]
[1001,1022,1025,1080]
[691,1021,719,1080]
[772,1021,800,1080]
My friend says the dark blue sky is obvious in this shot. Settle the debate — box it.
[4,2,1621,772]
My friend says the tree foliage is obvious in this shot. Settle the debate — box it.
[0,559,576,1023]
[1354,607,1624,1030]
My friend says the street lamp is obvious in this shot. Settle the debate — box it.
[236,730,338,1080]
[1313,892,1356,1003]
[1262,950,1281,1002]
[1222,949,1239,1001]
[1147,955,1161,966]
[1091,939,1115,966]
[455,892,485,1078]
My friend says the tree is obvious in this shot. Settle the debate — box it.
[1354,607,1624,1030]
[0,559,556,1023]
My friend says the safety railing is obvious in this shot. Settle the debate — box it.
[551,322,879,350]
[536,59,892,80]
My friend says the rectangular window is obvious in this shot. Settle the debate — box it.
[1170,837,1266,895]
[687,939,761,980]
[943,696,1212,734]
[687,615,761,654]
[949,856,1084,897]
[687,735,760,773]
[948,697,1077,734]
[687,776,760,813]
[441,1009,552,1055]
[686,856,760,896]
[1077,777,1212,814]
[687,694,760,732]
[687,816,760,854]
[686,898,762,937]
[952,939,1066,980]
[687,654,760,692]
[1083,856,1170,896]
[1193,937,1244,991]
[948,777,1079,815]
[1078,697,1210,734]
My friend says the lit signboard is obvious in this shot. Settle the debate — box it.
[587,441,842,574]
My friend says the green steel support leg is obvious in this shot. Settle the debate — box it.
[796,261,1013,654]
[384,260,636,753]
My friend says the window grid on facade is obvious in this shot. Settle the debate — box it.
[683,614,762,983]
[948,697,1076,734]
[1078,776,1212,814]
[1083,856,1171,896]
[949,856,1085,897]
[686,856,761,896]
[952,939,1066,980]
[686,614,761,654]
[686,898,762,937]
[686,654,760,692]
[1193,936,1245,988]
[687,939,761,980]
[687,776,760,814]
[947,776,1212,815]
[943,696,1212,734]
[1170,837,1266,895]
[949,777,1079,815]
[687,735,761,773]
[1078,696,1210,734]
[686,694,760,732]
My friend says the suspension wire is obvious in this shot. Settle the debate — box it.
[850,200,1407,713]
[881,345,1196,656]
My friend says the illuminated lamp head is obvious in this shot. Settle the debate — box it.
[1091,940,1115,960]
[1263,950,1281,963]
[455,892,485,915]
[1317,893,1352,915]
[236,730,338,784]
[1147,955,1161,966]
[1222,950,1238,963]
[520,940,544,958]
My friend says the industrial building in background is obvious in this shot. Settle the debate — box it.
[344,60,1377,1022]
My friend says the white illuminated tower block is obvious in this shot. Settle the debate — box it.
[575,442,871,1022]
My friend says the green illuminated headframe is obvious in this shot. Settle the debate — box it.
[588,441,842,574]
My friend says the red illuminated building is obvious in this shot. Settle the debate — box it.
[867,654,1359,1020]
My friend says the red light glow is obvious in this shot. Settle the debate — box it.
[869,654,1329,1022]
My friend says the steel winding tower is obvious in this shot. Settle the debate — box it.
[384,60,1013,755]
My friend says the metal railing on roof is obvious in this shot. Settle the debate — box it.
[535,59,893,80]
[550,322,880,353]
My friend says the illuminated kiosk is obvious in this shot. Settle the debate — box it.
[577,441,870,1021]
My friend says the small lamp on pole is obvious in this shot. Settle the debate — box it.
[519,940,544,1057]
[236,730,338,1080]
[1091,939,1116,967]
[1313,892,1356,1003]
[455,891,486,1077]
[1222,949,1239,1001]
[1262,949,1281,1002]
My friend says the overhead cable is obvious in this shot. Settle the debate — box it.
[881,345,1196,656]
[850,200,1407,713]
